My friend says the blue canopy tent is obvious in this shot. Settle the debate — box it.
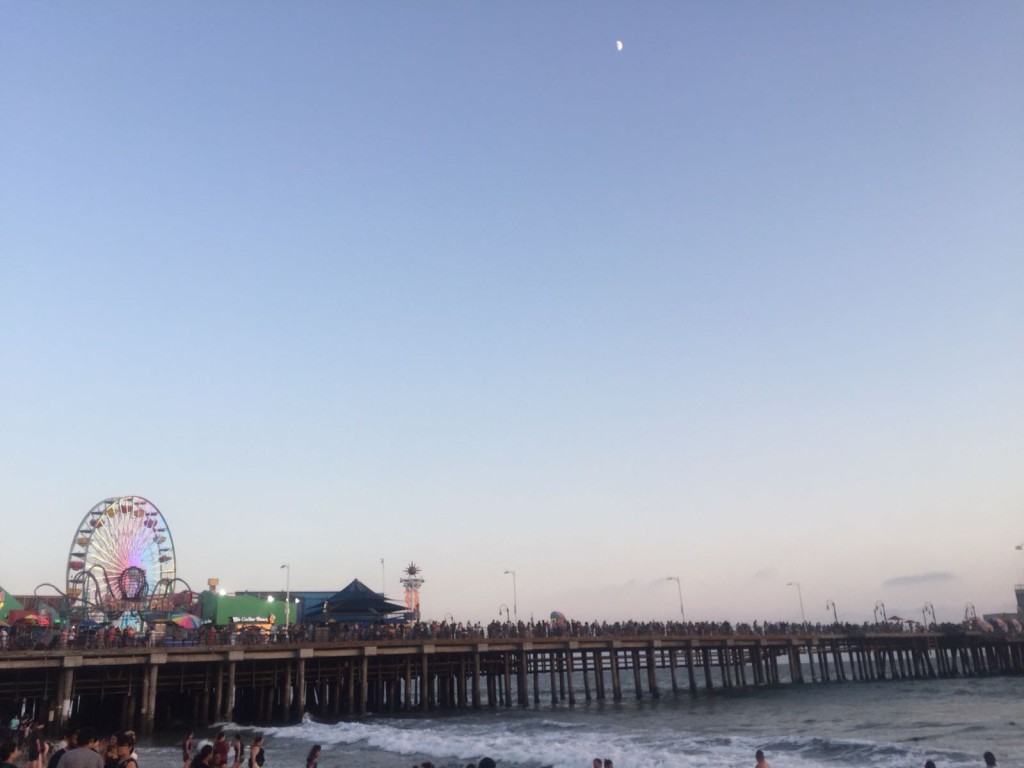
[303,579,407,624]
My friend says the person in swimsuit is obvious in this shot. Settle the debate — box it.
[182,732,193,768]
[247,737,264,768]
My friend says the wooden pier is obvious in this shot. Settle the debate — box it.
[2,631,1022,734]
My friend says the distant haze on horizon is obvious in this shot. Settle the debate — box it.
[1,2,1021,627]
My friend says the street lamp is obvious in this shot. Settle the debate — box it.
[280,564,291,627]
[380,558,386,597]
[503,570,518,623]
[826,599,838,625]
[786,582,806,624]
[665,576,685,622]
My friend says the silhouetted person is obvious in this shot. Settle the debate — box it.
[59,728,103,768]
[190,746,214,768]
[1,741,21,768]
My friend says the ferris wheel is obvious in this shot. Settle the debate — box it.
[65,496,176,623]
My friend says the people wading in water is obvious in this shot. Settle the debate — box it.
[247,737,264,768]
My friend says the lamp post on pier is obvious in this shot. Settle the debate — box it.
[503,570,518,623]
[786,582,806,625]
[280,563,291,628]
[826,599,838,625]
[666,576,685,622]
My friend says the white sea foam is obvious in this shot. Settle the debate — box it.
[141,677,1021,768]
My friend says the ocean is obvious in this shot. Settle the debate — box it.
[138,673,1023,768]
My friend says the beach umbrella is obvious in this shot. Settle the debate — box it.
[170,613,202,630]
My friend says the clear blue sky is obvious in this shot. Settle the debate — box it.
[2,2,1022,625]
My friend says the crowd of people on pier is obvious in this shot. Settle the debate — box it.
[0,615,976,654]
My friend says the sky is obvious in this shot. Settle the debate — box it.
[2,2,1022,627]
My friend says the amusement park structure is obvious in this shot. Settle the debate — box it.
[35,496,195,628]
[400,562,424,621]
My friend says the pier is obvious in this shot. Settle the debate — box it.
[2,629,1022,734]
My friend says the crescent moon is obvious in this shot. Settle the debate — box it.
[616,40,623,51]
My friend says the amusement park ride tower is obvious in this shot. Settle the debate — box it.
[400,563,424,621]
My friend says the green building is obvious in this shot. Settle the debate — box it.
[198,591,287,628]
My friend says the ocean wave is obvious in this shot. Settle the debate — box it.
[255,718,968,768]
[537,719,586,729]
[149,678,1019,768]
